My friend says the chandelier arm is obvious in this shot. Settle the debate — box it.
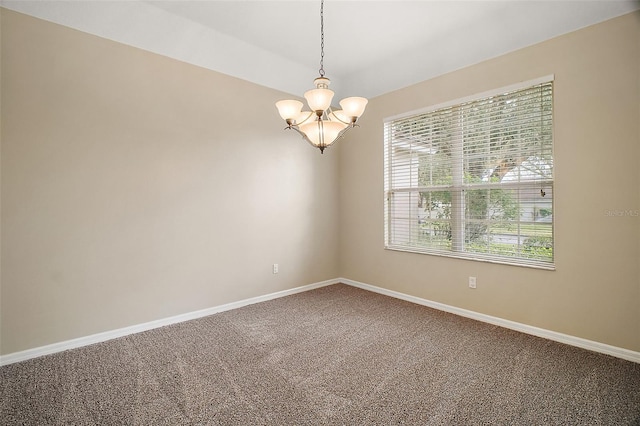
[331,114,354,126]
[335,124,355,141]
[296,112,315,126]
[324,105,353,125]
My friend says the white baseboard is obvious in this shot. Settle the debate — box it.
[339,277,640,364]
[0,278,339,366]
[3,277,638,366]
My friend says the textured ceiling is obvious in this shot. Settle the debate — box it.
[3,1,639,98]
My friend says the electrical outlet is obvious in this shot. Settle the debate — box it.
[273,264,279,274]
[469,276,477,289]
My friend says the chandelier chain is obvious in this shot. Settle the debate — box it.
[319,0,325,77]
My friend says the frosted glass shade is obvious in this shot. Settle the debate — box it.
[276,100,303,121]
[339,97,368,119]
[304,88,334,112]
[299,120,345,148]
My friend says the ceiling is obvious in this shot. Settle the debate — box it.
[3,1,639,99]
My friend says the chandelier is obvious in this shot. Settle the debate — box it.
[275,0,368,154]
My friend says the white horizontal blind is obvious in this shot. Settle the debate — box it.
[384,81,554,269]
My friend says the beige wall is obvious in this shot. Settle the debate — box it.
[0,9,339,355]
[339,12,640,352]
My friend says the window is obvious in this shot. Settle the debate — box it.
[384,78,554,269]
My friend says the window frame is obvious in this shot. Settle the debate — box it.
[384,76,555,270]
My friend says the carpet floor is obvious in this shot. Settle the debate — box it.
[1,283,639,425]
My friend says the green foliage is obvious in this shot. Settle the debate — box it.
[538,208,552,218]
[523,236,553,260]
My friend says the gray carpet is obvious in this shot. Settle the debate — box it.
[1,283,639,425]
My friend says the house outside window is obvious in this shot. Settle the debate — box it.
[384,77,554,269]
